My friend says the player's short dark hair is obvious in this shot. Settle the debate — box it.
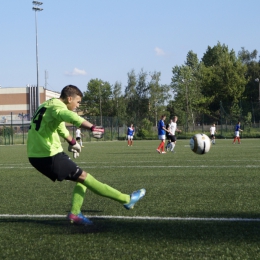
[60,85,83,99]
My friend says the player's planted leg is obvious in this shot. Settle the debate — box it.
[67,183,93,225]
[170,143,175,152]
[166,141,170,151]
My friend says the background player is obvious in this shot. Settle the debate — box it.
[233,121,243,144]
[210,123,217,144]
[165,120,172,151]
[27,85,146,225]
[156,115,169,154]
[75,127,84,147]
[166,116,181,153]
[127,124,135,146]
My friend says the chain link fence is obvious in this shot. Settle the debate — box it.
[0,114,129,145]
[1,112,260,145]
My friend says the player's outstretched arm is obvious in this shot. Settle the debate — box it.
[80,120,93,129]
[80,120,104,139]
[90,125,104,139]
[162,126,169,132]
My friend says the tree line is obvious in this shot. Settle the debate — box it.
[80,42,260,130]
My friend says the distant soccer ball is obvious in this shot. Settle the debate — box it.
[190,133,211,155]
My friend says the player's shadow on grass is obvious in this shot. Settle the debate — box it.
[0,218,103,234]
[1,217,260,242]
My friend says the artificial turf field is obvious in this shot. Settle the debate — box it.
[1,138,260,259]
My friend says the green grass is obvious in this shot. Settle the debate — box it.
[1,139,260,259]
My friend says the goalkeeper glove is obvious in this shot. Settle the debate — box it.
[73,152,79,159]
[68,139,81,158]
[91,125,104,139]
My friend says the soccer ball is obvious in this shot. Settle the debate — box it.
[190,133,211,155]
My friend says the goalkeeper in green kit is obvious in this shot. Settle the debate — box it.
[27,85,146,225]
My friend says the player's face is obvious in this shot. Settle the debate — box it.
[67,95,82,111]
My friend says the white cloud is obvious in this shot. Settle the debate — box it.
[154,47,166,56]
[65,68,87,76]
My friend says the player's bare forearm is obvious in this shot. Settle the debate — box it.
[78,121,105,139]
[80,120,93,130]
[162,127,170,132]
[65,135,74,143]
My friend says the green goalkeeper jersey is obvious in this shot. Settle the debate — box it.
[27,98,85,157]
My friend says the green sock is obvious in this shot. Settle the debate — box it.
[83,173,130,204]
[71,182,87,215]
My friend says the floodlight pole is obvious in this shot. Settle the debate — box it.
[99,83,103,126]
[32,1,43,109]
[255,78,260,103]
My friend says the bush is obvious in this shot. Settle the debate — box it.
[137,129,150,139]
[137,118,154,139]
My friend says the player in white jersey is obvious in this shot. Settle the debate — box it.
[75,128,84,147]
[166,116,181,153]
[209,123,217,144]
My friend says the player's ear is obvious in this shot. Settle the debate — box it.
[66,96,73,104]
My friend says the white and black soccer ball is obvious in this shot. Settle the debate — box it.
[190,133,211,155]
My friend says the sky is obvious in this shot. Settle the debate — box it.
[1,0,260,94]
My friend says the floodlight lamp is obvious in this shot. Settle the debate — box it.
[32,7,43,11]
[32,1,43,5]
[255,78,259,83]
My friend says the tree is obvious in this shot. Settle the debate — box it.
[125,69,138,124]
[201,42,248,118]
[171,51,211,128]
[185,50,199,69]
[148,71,170,125]
[111,81,126,125]
[238,48,260,122]
[82,79,112,118]
[238,47,258,64]
[135,69,150,121]
[124,69,169,126]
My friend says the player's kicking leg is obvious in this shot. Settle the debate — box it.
[68,171,146,225]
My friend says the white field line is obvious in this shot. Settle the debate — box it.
[0,214,260,222]
[1,158,259,166]
[1,165,260,169]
